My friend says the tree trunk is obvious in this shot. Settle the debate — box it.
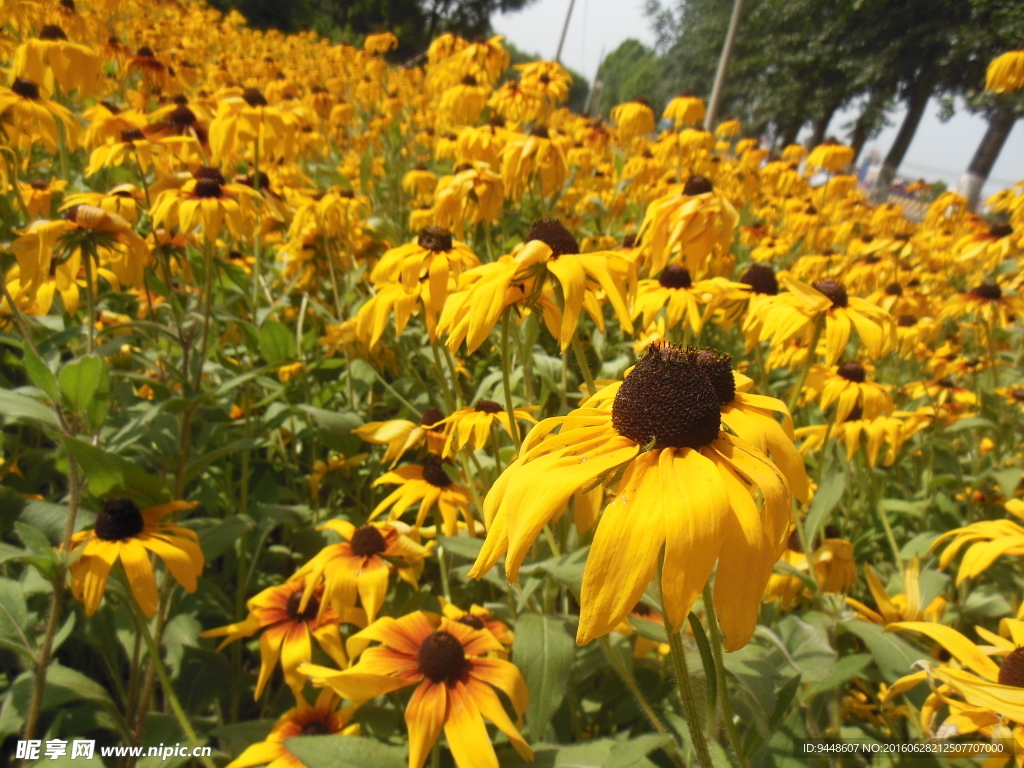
[806,101,840,149]
[778,111,806,148]
[848,89,890,164]
[869,73,937,204]
[957,104,1017,211]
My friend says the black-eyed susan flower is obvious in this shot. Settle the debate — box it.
[300,611,532,768]
[637,175,738,277]
[68,499,204,618]
[353,407,447,466]
[804,360,894,423]
[201,579,349,701]
[292,520,429,624]
[470,343,796,650]
[431,400,537,457]
[663,91,705,128]
[846,556,946,626]
[932,499,1024,586]
[501,125,568,201]
[370,456,475,536]
[150,166,261,242]
[986,47,1024,93]
[942,282,1024,328]
[753,277,895,366]
[633,265,744,335]
[13,26,103,98]
[806,137,854,174]
[438,598,514,648]
[611,98,656,142]
[0,77,80,153]
[225,689,360,768]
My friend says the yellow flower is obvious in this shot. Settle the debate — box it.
[986,48,1024,93]
[846,556,946,625]
[431,400,538,457]
[932,499,1024,585]
[353,409,448,466]
[501,126,569,201]
[364,32,399,55]
[150,166,261,242]
[201,579,350,701]
[225,689,360,768]
[292,520,429,624]
[806,137,854,173]
[438,597,515,648]
[611,98,656,141]
[370,457,475,536]
[300,612,532,768]
[637,175,739,277]
[804,361,894,423]
[663,92,705,128]
[471,343,797,650]
[0,77,80,153]
[13,27,103,98]
[68,500,204,618]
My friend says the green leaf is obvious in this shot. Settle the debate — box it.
[59,354,110,430]
[512,614,576,739]
[62,438,171,507]
[768,674,802,730]
[0,577,30,641]
[24,346,59,403]
[437,535,483,560]
[211,720,276,759]
[628,616,667,643]
[805,653,872,697]
[944,416,995,432]
[15,521,54,557]
[259,320,296,365]
[184,438,263,484]
[776,615,836,683]
[198,515,256,560]
[838,620,920,682]
[497,739,664,767]
[283,735,406,768]
[298,405,363,437]
[606,734,675,768]
[804,466,845,545]
[0,389,60,429]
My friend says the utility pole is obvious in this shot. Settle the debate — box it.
[555,0,578,63]
[703,0,745,131]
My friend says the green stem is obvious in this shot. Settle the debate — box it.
[701,583,747,768]
[430,339,454,413]
[82,243,96,355]
[786,315,824,415]
[128,598,217,768]
[570,330,596,398]
[865,464,902,571]
[659,562,713,768]
[251,140,262,312]
[500,308,521,451]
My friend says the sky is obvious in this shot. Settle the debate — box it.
[494,0,1024,201]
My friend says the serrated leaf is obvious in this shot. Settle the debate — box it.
[513,614,576,739]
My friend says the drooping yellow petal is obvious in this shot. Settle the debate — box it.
[887,622,1001,682]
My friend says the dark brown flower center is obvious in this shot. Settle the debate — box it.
[418,630,467,684]
[970,283,1002,301]
[39,25,68,40]
[30,179,49,190]
[998,647,1024,688]
[417,226,452,253]
[137,46,155,57]
[475,400,502,414]
[349,525,387,557]
[1011,388,1024,402]
[422,457,452,488]
[460,74,478,86]
[168,105,197,126]
[683,174,713,196]
[121,128,145,143]
[937,378,955,389]
[301,719,331,736]
[787,529,803,552]
[194,179,222,198]
[740,264,779,296]
[530,125,550,139]
[695,348,736,405]
[658,265,692,290]
[611,344,721,449]
[837,362,866,383]
[812,280,848,308]
[458,614,485,630]
[12,78,41,99]
[844,404,863,422]
[286,591,319,622]
[243,87,268,107]
[94,499,145,541]
[990,223,1013,239]
[527,219,579,257]
[885,282,903,296]
[897,314,918,328]
[420,407,445,430]
[621,234,637,248]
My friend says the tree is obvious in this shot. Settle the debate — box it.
[593,39,664,115]
[209,0,539,59]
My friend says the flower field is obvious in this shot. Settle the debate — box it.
[4,1,1024,767]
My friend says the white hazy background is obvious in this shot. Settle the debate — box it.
[495,0,1024,201]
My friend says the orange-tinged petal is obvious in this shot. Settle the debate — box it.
[406,681,447,768]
